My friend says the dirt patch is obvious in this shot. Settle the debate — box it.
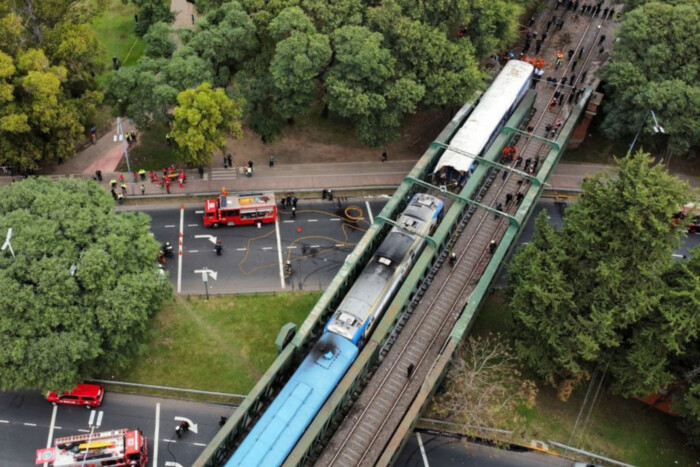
[222,108,455,168]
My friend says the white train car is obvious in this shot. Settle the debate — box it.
[435,60,534,176]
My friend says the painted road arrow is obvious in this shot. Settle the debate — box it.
[194,234,218,244]
[194,268,218,281]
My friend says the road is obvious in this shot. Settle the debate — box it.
[143,197,699,295]
[0,390,233,467]
[396,432,572,467]
[143,198,388,295]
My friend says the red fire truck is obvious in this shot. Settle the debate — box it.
[673,203,700,233]
[203,192,277,228]
[36,429,148,467]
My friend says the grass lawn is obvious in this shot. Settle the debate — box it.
[112,292,321,395]
[465,291,700,466]
[117,123,181,171]
[91,0,144,83]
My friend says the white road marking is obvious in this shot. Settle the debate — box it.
[154,403,160,467]
[335,244,345,247]
[189,250,199,253]
[417,432,430,467]
[78,429,90,433]
[311,245,320,248]
[45,404,57,467]
[187,224,199,227]
[275,218,285,289]
[164,225,176,228]
[283,220,294,223]
[330,218,341,222]
[194,210,204,214]
[287,246,297,249]
[236,248,247,251]
[24,423,37,427]
[54,426,61,429]
[307,219,318,222]
[163,439,177,443]
[194,234,217,244]
[178,206,184,294]
[262,247,272,250]
[194,442,207,447]
[0,420,9,423]
[365,201,374,224]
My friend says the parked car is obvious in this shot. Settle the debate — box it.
[46,383,104,408]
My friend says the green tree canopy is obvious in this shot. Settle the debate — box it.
[326,25,424,145]
[507,152,694,399]
[599,0,700,155]
[0,8,103,171]
[0,178,171,391]
[171,82,245,166]
[143,21,176,58]
[129,0,174,36]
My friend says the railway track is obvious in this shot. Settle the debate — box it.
[313,5,613,466]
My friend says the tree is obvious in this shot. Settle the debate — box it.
[326,25,424,145]
[0,10,103,171]
[431,334,537,435]
[143,21,176,58]
[269,30,331,118]
[508,152,694,399]
[367,5,482,108]
[187,1,259,87]
[0,178,171,391]
[129,0,174,37]
[171,82,245,166]
[104,57,178,128]
[599,0,700,155]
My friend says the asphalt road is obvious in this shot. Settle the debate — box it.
[0,390,233,467]
[396,432,572,467]
[143,197,389,295]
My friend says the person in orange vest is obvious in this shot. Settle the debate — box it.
[502,145,511,159]
[221,187,228,196]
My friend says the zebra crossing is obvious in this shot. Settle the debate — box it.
[210,167,239,181]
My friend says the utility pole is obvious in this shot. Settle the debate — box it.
[117,117,136,195]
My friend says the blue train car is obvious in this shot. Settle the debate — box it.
[225,333,359,467]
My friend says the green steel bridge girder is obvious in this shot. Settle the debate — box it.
[404,175,521,229]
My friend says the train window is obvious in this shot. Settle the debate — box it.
[378,257,392,266]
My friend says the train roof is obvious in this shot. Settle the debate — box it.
[435,60,534,174]
[226,333,358,467]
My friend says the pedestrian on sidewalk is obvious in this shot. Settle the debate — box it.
[121,183,127,195]
[227,154,233,168]
[191,14,195,24]
[381,150,387,162]
[291,206,296,218]
[140,184,145,195]
[165,180,170,194]
[110,178,117,189]
[111,189,117,201]
[117,193,124,205]
[95,170,103,182]
[139,169,146,181]
[198,166,204,179]
[269,155,275,167]
[223,155,228,169]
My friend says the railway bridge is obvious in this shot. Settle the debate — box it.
[195,4,611,465]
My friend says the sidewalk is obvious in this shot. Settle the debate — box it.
[3,158,697,198]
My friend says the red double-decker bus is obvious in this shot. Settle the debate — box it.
[203,192,277,228]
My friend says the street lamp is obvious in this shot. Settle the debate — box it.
[628,110,665,155]
[2,227,15,259]
[116,117,135,195]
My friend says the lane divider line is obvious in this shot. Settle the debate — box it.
[275,218,285,289]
